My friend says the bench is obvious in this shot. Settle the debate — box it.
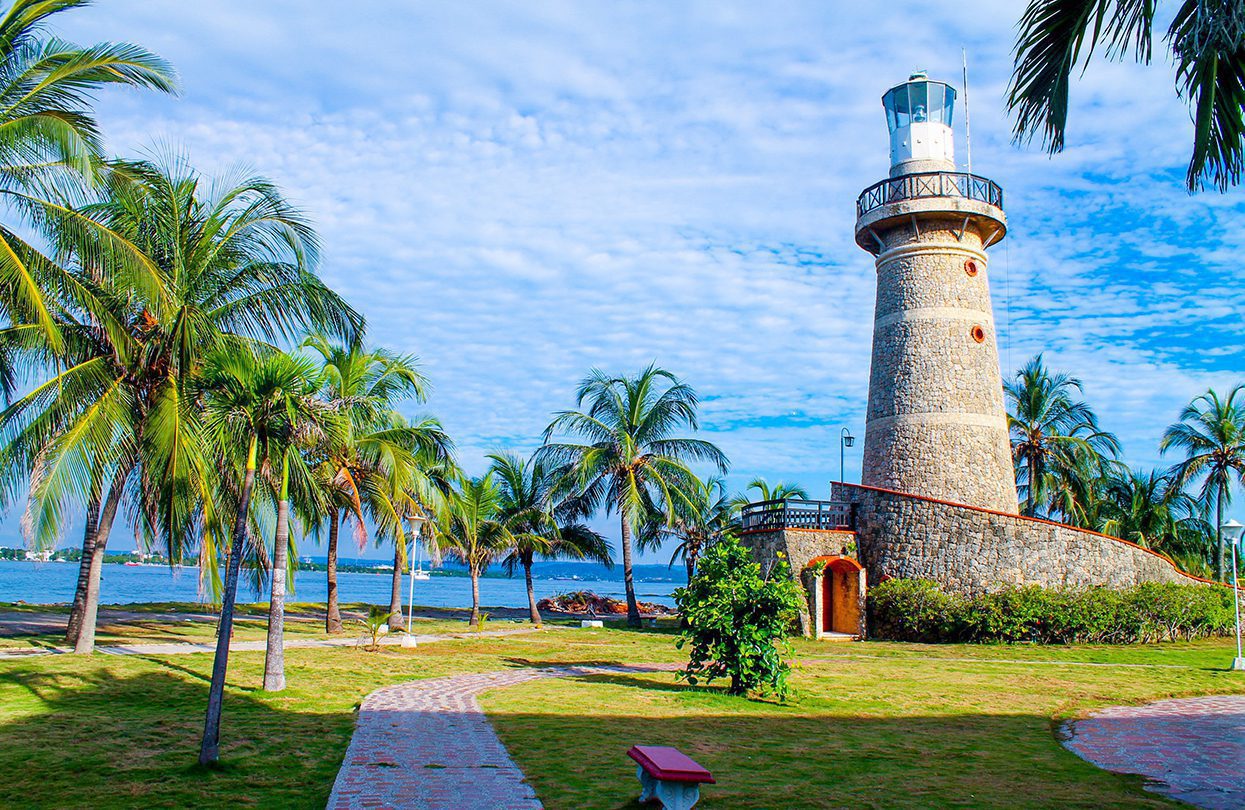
[627,745,715,810]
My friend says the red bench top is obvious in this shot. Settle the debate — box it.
[627,745,715,784]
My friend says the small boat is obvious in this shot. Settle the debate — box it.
[412,568,431,581]
[124,561,141,567]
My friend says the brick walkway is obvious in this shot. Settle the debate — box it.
[1062,695,1245,810]
[327,664,678,810]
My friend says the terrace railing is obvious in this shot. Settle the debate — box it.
[856,171,1003,219]
[740,499,855,533]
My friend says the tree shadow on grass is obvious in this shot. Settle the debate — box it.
[0,667,352,809]
[489,707,1174,810]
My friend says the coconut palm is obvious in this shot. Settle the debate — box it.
[434,473,513,627]
[728,477,812,516]
[1005,354,1120,518]
[489,451,611,624]
[539,365,728,626]
[196,349,341,761]
[0,157,362,653]
[665,475,735,582]
[1008,0,1245,191]
[0,0,176,354]
[1161,385,1245,580]
[1098,468,1205,552]
[301,334,450,632]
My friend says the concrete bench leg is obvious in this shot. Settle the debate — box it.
[654,780,700,810]
[635,766,702,810]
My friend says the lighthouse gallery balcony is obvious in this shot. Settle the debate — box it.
[856,171,1003,219]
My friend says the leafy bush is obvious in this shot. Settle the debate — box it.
[674,536,804,699]
[867,578,1237,644]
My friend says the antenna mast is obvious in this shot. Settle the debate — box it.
[962,48,973,176]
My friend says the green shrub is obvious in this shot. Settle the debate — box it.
[674,536,804,699]
[867,578,1238,645]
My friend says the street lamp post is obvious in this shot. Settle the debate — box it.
[1222,518,1245,671]
[839,428,855,486]
[402,512,428,649]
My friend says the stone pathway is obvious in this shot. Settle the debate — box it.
[1062,695,1245,810]
[327,663,679,810]
[0,626,548,659]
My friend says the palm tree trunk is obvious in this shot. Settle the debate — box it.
[389,540,403,622]
[469,565,481,627]
[524,556,540,624]
[64,489,102,645]
[1026,456,1037,516]
[621,513,641,627]
[325,510,342,633]
[200,437,258,766]
[263,462,290,692]
[685,555,695,584]
[73,461,134,654]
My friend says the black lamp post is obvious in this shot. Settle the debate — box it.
[839,427,855,486]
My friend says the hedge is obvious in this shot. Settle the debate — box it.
[867,578,1239,644]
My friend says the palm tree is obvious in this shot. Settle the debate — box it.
[0,157,361,653]
[1161,385,1245,580]
[1098,468,1204,551]
[0,0,176,352]
[729,477,812,514]
[434,473,513,627]
[1008,0,1245,191]
[665,475,735,582]
[539,365,728,627]
[196,349,341,761]
[1005,355,1119,518]
[489,451,611,624]
[301,335,450,632]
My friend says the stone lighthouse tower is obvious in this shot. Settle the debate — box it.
[853,73,1017,513]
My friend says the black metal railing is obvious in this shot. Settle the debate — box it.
[856,171,1003,218]
[740,499,854,533]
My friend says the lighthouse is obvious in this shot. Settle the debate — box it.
[853,73,1017,514]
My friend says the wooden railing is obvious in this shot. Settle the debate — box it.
[740,499,855,533]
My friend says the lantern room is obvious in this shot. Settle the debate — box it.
[883,72,956,177]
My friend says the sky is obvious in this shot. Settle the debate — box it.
[15,0,1244,561]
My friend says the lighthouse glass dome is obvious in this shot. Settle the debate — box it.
[884,77,955,129]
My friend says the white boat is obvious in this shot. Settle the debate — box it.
[411,531,431,580]
[412,568,431,581]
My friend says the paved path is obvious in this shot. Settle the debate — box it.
[0,626,548,659]
[327,663,679,810]
[1062,695,1245,810]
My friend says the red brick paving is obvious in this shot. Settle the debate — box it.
[327,664,678,810]
[1063,695,1245,810]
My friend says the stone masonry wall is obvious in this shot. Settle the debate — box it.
[833,483,1205,594]
[861,215,1017,513]
[743,528,856,635]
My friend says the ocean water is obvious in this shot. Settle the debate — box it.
[0,560,680,608]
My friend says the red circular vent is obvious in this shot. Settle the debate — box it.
[970,325,986,343]
[964,259,980,277]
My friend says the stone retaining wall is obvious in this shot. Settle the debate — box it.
[833,483,1204,593]
[743,528,856,635]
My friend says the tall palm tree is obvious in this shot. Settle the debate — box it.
[0,0,177,353]
[1005,354,1119,518]
[1161,385,1245,580]
[433,473,513,627]
[489,451,611,624]
[1008,0,1245,191]
[665,475,735,582]
[728,477,812,515]
[196,349,341,762]
[539,365,728,627]
[0,157,362,653]
[301,334,450,632]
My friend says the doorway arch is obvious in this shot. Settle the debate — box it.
[814,556,864,637]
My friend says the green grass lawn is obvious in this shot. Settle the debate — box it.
[0,601,563,650]
[1,624,1242,808]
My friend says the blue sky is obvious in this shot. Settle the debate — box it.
[21,1,1245,560]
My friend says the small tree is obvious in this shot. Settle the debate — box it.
[674,536,803,699]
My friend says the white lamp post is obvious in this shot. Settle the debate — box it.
[1221,518,1245,671]
[402,512,428,648]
